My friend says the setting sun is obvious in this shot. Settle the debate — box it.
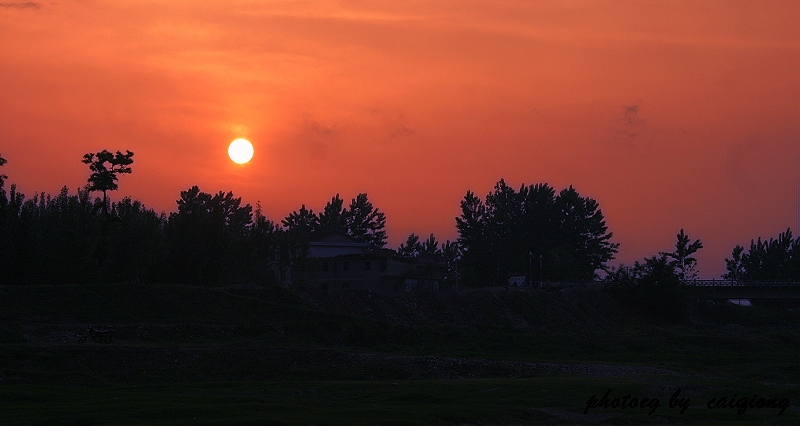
[228,138,254,164]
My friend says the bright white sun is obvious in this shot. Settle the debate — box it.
[228,138,254,164]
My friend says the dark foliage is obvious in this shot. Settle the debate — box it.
[164,186,254,285]
[605,254,684,319]
[0,153,6,190]
[282,192,387,249]
[724,228,800,281]
[662,229,703,280]
[397,233,450,260]
[397,233,423,257]
[345,193,387,249]
[317,194,348,235]
[108,197,165,283]
[456,179,617,286]
[605,230,702,320]
[248,202,283,284]
[397,233,461,289]
[0,184,163,285]
[82,150,134,218]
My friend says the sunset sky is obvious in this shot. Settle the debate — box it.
[1,1,798,278]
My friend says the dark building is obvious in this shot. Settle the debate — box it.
[297,234,445,292]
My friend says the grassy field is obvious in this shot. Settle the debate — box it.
[3,376,796,426]
[0,283,798,425]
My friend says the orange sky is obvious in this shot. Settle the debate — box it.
[1,1,799,278]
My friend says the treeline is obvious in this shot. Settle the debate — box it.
[1,151,799,287]
[0,150,624,286]
[603,230,703,318]
[0,183,389,286]
[602,227,800,318]
[455,179,617,286]
[724,228,800,281]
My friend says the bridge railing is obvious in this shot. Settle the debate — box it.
[683,279,800,288]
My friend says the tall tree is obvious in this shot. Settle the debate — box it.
[282,204,318,237]
[440,239,461,286]
[110,197,165,282]
[724,245,746,281]
[483,180,522,283]
[82,150,134,218]
[553,186,617,281]
[420,233,442,258]
[165,186,252,284]
[0,154,7,211]
[0,186,100,285]
[280,204,318,276]
[455,190,492,286]
[724,228,798,281]
[662,229,703,280]
[605,254,683,319]
[398,233,448,259]
[456,179,617,286]
[317,194,347,235]
[398,233,422,257]
[249,202,281,284]
[346,193,387,249]
[0,153,7,191]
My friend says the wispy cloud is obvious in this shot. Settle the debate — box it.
[370,109,418,140]
[0,2,41,9]
[303,114,339,137]
[610,100,647,144]
[388,121,416,139]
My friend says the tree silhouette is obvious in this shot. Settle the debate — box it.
[0,185,103,285]
[317,194,348,235]
[107,196,165,283]
[398,233,422,257]
[345,193,387,249]
[282,204,319,237]
[455,190,492,285]
[605,254,683,319]
[165,186,253,284]
[288,193,387,249]
[281,204,318,267]
[420,233,441,258]
[398,233,451,260]
[724,245,746,280]
[82,150,134,218]
[553,185,617,281]
[662,229,703,280]
[457,179,617,286]
[0,154,7,213]
[0,153,7,190]
[724,228,798,281]
[249,202,281,284]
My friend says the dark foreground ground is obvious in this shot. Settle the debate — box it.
[0,283,798,425]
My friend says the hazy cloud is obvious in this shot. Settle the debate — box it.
[388,121,416,139]
[726,128,800,195]
[623,104,639,124]
[0,2,41,9]
[610,100,647,144]
[302,114,339,137]
[370,109,418,140]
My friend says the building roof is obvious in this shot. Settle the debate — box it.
[310,233,369,247]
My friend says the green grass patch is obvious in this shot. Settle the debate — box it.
[1,284,799,424]
[2,376,797,425]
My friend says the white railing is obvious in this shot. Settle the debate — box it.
[684,279,800,287]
